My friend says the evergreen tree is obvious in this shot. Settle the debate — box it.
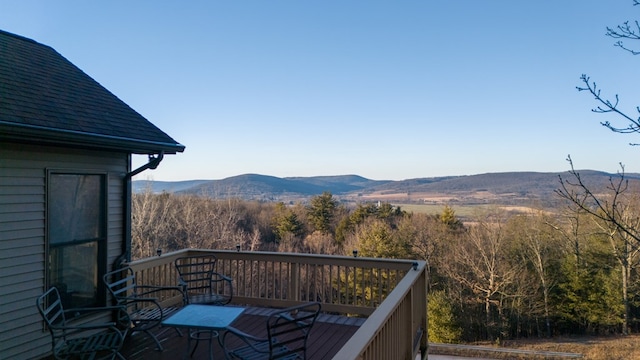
[428,290,462,343]
[272,202,304,241]
[306,191,338,234]
[440,205,463,230]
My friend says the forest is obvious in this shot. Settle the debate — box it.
[131,167,640,344]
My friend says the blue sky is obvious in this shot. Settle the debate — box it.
[2,1,640,181]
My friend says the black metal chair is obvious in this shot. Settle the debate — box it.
[175,254,233,305]
[222,302,321,360]
[36,287,128,360]
[103,266,184,351]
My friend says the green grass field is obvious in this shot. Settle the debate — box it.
[393,203,492,218]
[393,203,446,215]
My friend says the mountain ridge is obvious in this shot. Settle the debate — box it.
[133,170,640,206]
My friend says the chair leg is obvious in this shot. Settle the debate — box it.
[144,329,164,351]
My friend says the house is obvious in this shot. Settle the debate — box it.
[0,29,184,359]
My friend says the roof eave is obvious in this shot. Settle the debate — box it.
[0,122,185,155]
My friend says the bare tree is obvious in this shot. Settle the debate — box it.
[131,192,259,259]
[304,231,339,255]
[131,191,173,259]
[400,212,461,291]
[508,211,562,337]
[445,208,520,340]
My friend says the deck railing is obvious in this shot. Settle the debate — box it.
[128,249,428,360]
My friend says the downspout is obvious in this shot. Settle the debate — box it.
[113,151,164,270]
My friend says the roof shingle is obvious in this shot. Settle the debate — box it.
[0,30,184,154]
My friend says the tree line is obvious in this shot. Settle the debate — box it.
[131,173,640,343]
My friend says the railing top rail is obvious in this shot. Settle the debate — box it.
[146,249,420,270]
[127,248,191,271]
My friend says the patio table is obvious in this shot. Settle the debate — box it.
[162,304,245,360]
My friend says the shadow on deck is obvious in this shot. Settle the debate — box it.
[121,307,366,360]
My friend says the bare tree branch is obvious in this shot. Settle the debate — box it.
[556,156,640,246]
[576,75,640,145]
[607,20,640,55]
[579,2,640,144]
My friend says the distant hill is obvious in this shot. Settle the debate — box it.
[135,174,390,202]
[132,180,211,194]
[133,171,640,206]
[179,174,328,199]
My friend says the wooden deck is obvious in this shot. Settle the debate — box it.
[121,307,365,360]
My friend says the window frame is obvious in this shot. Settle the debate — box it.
[46,169,109,308]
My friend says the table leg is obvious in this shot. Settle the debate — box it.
[208,330,213,360]
[185,329,192,360]
[189,329,218,360]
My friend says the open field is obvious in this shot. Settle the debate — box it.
[393,203,488,217]
[430,335,640,359]
[392,203,542,220]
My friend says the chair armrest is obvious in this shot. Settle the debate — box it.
[117,296,159,303]
[62,305,128,320]
[222,326,270,354]
[50,306,127,332]
[63,305,125,313]
[211,272,232,282]
[224,326,264,341]
[136,285,185,297]
[210,272,234,305]
[61,323,127,341]
[176,278,189,304]
[137,284,184,291]
[277,313,309,329]
[116,296,163,312]
[52,321,118,331]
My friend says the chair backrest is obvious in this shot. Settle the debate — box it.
[36,287,67,339]
[175,255,217,295]
[37,287,128,359]
[267,302,321,360]
[103,266,138,301]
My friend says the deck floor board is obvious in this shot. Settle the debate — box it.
[119,306,363,360]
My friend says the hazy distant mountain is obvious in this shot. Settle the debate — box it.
[135,174,387,197]
[365,172,575,194]
[132,170,640,205]
[179,174,327,198]
[132,180,211,194]
[284,175,390,193]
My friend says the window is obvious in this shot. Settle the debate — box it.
[47,172,107,308]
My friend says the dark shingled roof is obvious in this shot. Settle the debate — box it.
[0,29,185,154]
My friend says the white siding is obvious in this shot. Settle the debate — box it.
[0,143,128,360]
